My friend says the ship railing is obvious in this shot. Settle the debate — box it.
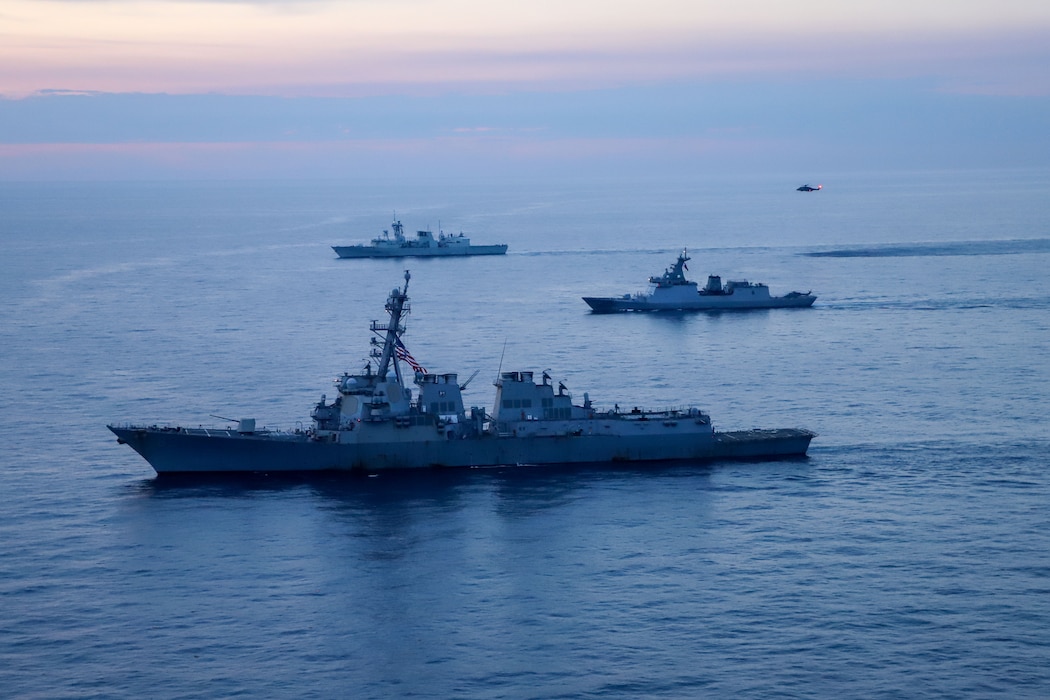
[114,421,315,437]
[370,321,407,333]
[598,405,708,419]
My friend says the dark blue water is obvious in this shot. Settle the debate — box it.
[3,170,1050,698]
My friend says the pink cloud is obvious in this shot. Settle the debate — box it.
[3,25,1049,98]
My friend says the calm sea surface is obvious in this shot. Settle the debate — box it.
[2,170,1049,698]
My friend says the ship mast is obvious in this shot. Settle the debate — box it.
[371,270,411,382]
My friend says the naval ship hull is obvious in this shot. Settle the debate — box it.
[583,294,816,312]
[333,244,508,258]
[109,425,814,475]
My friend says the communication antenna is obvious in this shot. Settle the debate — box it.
[494,339,507,384]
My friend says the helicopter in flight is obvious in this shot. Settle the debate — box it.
[796,184,823,192]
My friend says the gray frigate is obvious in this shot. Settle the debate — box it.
[110,271,814,475]
[584,250,816,312]
[333,219,507,258]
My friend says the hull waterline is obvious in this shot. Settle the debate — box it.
[583,295,816,312]
[109,425,814,475]
[333,244,508,258]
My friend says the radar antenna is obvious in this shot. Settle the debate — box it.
[372,269,411,382]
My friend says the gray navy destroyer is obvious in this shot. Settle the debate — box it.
[333,219,507,258]
[584,250,816,312]
[109,271,814,475]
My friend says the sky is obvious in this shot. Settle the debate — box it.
[1,0,1049,180]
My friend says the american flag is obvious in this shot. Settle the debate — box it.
[395,337,427,374]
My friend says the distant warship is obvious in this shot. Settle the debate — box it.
[583,250,816,312]
[110,271,814,475]
[333,219,507,258]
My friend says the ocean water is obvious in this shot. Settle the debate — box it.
[2,169,1049,698]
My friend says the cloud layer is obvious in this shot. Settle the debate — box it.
[4,1,1050,96]
[2,0,1048,179]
